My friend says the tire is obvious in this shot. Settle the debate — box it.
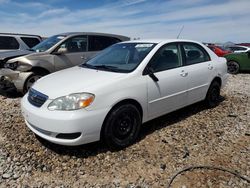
[102,104,141,150]
[23,70,48,93]
[205,81,221,108]
[227,61,240,74]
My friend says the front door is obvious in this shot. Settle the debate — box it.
[146,43,188,119]
[53,35,88,71]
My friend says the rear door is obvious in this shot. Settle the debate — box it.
[54,35,88,71]
[145,43,188,119]
[181,42,216,105]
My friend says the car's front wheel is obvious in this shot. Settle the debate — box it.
[227,61,240,74]
[23,70,48,93]
[102,104,141,150]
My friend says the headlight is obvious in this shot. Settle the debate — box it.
[4,62,18,70]
[48,93,95,111]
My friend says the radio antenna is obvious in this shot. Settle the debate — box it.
[177,26,184,39]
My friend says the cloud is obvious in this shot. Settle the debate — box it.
[0,0,249,43]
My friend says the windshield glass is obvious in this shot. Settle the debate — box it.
[80,43,156,73]
[32,35,66,52]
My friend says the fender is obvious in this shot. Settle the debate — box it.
[14,72,33,92]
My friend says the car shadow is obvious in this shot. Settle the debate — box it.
[37,97,225,158]
[0,89,23,98]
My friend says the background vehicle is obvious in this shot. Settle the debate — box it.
[227,45,250,53]
[0,33,42,68]
[225,50,250,74]
[207,45,231,57]
[21,39,228,149]
[2,32,129,93]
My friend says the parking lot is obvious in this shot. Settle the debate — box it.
[0,73,249,187]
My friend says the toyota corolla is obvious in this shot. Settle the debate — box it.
[21,39,228,149]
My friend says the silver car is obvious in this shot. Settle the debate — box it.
[1,32,129,93]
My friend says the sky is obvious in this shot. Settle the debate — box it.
[0,0,249,43]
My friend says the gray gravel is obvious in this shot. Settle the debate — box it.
[0,74,249,187]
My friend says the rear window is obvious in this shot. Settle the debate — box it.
[21,37,40,48]
[88,36,121,51]
[0,36,19,50]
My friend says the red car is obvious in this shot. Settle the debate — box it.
[208,45,232,57]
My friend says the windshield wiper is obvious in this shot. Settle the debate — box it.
[27,48,35,51]
[80,64,96,69]
[93,65,120,72]
[80,64,120,72]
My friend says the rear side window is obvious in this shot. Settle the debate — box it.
[182,43,210,65]
[21,37,40,48]
[88,36,121,51]
[0,36,19,50]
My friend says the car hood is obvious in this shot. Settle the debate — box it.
[0,50,32,60]
[32,66,126,99]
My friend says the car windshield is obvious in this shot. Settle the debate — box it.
[80,43,156,73]
[32,35,66,52]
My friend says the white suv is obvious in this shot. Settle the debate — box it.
[0,33,42,66]
[21,39,228,149]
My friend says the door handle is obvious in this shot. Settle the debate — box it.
[180,71,188,77]
[81,56,87,60]
[208,64,213,70]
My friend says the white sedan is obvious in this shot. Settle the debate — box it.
[21,39,228,149]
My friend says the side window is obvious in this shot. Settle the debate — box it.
[182,43,210,65]
[21,37,40,48]
[148,43,181,72]
[88,36,121,51]
[58,36,87,53]
[0,36,19,50]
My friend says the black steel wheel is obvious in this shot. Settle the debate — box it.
[205,81,221,108]
[102,104,141,150]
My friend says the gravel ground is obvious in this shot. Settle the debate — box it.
[0,74,249,188]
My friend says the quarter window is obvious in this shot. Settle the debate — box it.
[183,43,210,65]
[88,36,121,51]
[58,36,87,53]
[148,44,181,72]
[0,36,19,50]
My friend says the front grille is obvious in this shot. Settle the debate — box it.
[28,88,48,107]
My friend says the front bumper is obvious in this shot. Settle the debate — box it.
[0,68,32,92]
[21,94,110,146]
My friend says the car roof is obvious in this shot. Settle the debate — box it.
[0,33,42,39]
[120,39,203,44]
[57,32,130,41]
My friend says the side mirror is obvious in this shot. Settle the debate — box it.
[144,67,159,82]
[53,47,68,55]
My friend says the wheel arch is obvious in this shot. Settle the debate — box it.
[211,76,222,87]
[29,66,50,74]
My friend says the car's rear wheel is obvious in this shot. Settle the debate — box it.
[102,104,141,150]
[205,81,221,108]
[227,61,240,74]
[23,70,48,93]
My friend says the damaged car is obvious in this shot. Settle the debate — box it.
[0,32,129,93]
